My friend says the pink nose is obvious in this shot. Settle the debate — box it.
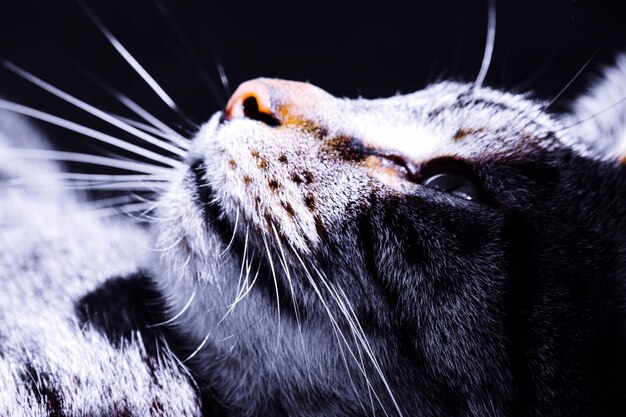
[224,78,332,125]
[224,79,273,121]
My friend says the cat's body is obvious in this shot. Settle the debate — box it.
[1,54,626,417]
[0,112,202,416]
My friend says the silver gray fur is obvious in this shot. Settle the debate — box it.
[0,112,201,416]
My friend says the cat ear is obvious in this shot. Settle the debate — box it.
[568,54,626,162]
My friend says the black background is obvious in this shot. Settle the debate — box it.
[0,0,625,160]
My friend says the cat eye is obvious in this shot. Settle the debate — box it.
[421,171,480,202]
[366,150,482,203]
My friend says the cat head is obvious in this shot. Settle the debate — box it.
[154,77,626,416]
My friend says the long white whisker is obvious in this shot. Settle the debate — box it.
[270,225,298,319]
[261,231,282,367]
[183,331,212,363]
[115,93,190,148]
[270,224,313,388]
[147,290,197,328]
[216,334,236,344]
[284,244,368,412]
[219,208,240,258]
[559,96,626,132]
[9,173,166,185]
[331,317,372,416]
[172,250,194,272]
[224,240,259,323]
[133,205,181,223]
[113,112,187,146]
[77,65,189,142]
[233,229,250,300]
[474,0,496,88]
[542,52,599,114]
[84,195,143,210]
[79,4,197,127]
[86,197,162,221]
[0,98,183,167]
[155,233,187,252]
[50,181,167,191]
[220,267,261,326]
[216,62,231,98]
[289,246,386,413]
[226,260,261,313]
[83,201,159,219]
[152,0,228,106]
[317,270,401,417]
[356,335,377,416]
[522,49,601,131]
[312,266,394,417]
[0,149,169,175]
[3,63,188,158]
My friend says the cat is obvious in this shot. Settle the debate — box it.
[150,74,626,416]
[1,41,626,417]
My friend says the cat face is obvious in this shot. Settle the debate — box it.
[154,78,624,416]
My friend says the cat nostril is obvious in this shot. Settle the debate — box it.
[242,96,280,126]
[225,80,280,126]
[242,96,260,116]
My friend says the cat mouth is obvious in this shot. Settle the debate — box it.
[189,159,234,242]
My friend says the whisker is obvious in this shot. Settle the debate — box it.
[152,0,227,106]
[270,223,313,387]
[357,338,377,416]
[114,114,185,145]
[542,50,600,113]
[233,229,250,301]
[261,231,282,367]
[76,65,191,143]
[288,246,387,414]
[226,259,261,314]
[270,225,298,317]
[329,283,403,417]
[173,250,194,272]
[559,96,626,132]
[9,173,167,185]
[155,233,188,252]
[474,0,496,88]
[286,247,369,411]
[216,334,236,344]
[513,44,559,92]
[0,98,183,167]
[313,266,396,417]
[6,174,167,191]
[221,267,262,325]
[219,208,240,258]
[83,194,144,210]
[216,62,231,98]
[522,48,602,130]
[147,290,197,328]
[183,331,212,363]
[134,209,184,223]
[115,93,190,148]
[82,201,159,219]
[332,319,372,416]
[223,237,261,324]
[45,181,167,191]
[79,2,198,127]
[0,149,170,175]
[3,63,188,158]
